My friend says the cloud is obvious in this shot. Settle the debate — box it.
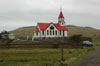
[0,0,100,14]
[0,0,100,31]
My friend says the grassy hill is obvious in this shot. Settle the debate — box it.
[67,25,100,37]
[10,25,100,38]
[10,26,35,38]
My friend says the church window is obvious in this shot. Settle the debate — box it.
[53,30,54,35]
[50,30,51,35]
[50,26,54,30]
[60,30,61,35]
[63,30,64,36]
[47,30,49,35]
[42,30,44,35]
[55,30,57,35]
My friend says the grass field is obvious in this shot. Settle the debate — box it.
[0,47,94,66]
[93,37,100,46]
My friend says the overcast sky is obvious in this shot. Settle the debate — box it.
[0,0,100,32]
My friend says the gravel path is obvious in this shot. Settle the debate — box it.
[71,46,100,66]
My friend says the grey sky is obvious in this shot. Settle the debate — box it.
[0,0,100,31]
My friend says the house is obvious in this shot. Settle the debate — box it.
[34,9,68,39]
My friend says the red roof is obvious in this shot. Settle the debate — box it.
[38,23,50,30]
[59,11,64,18]
[54,23,67,30]
[37,23,67,31]
[34,28,40,32]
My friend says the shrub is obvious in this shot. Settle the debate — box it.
[0,31,14,48]
[82,37,92,42]
[68,35,82,43]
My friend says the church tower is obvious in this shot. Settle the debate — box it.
[58,8,65,26]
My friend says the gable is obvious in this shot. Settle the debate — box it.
[37,22,68,31]
[46,23,58,31]
[38,23,50,30]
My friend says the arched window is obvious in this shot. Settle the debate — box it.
[42,30,44,35]
[60,30,61,35]
[50,30,51,35]
[50,26,54,30]
[55,30,57,35]
[53,30,54,35]
[47,30,49,35]
[63,30,64,36]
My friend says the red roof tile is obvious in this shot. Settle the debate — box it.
[38,23,50,30]
[59,11,64,18]
[37,22,67,31]
[34,28,40,32]
[54,23,67,30]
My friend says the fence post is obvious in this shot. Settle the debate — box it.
[27,35,29,40]
[32,35,34,41]
[61,46,64,61]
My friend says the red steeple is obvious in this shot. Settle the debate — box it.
[58,10,64,18]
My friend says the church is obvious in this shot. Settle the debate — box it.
[34,9,68,39]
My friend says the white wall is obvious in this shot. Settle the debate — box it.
[34,32,40,38]
[58,30,67,37]
[45,24,59,38]
[34,24,41,38]
[65,31,67,37]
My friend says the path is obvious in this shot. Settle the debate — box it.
[71,46,100,66]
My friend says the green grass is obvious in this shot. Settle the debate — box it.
[0,47,94,66]
[93,37,100,46]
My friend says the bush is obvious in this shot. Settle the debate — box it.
[68,35,82,43]
[52,44,59,48]
[82,37,92,42]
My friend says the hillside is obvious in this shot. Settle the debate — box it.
[67,25,100,37]
[10,25,100,38]
[10,26,35,38]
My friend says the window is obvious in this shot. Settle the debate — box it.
[62,23,63,25]
[47,30,49,35]
[50,26,54,30]
[53,30,54,35]
[60,30,61,35]
[36,32,38,35]
[55,30,57,35]
[42,30,44,35]
[50,30,51,35]
[63,30,64,36]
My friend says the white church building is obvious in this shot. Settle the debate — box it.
[34,9,68,39]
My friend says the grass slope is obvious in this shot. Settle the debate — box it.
[0,47,94,66]
[67,25,100,37]
[10,26,35,38]
[10,25,100,38]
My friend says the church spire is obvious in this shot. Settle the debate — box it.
[58,7,64,18]
[58,7,65,26]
